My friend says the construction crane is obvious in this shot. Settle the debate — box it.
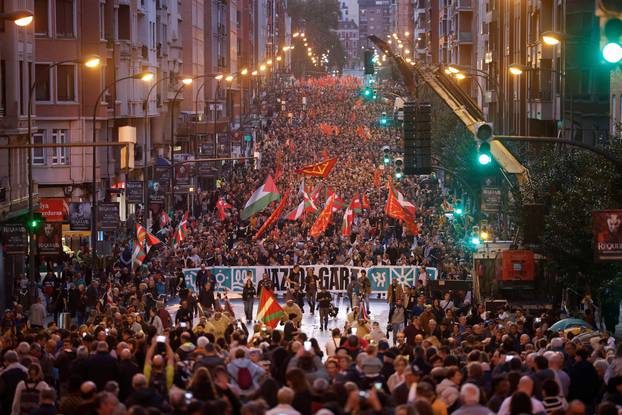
[368,35,531,196]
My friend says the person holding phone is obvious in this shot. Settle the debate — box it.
[143,335,175,400]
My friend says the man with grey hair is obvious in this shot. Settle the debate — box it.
[544,350,570,398]
[451,383,493,415]
[497,376,546,415]
[86,341,118,390]
[265,387,300,415]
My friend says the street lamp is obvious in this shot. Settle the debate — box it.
[508,63,528,76]
[454,72,466,80]
[0,10,34,26]
[541,31,562,46]
[91,70,153,267]
[26,55,101,290]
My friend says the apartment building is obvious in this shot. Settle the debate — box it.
[336,19,359,69]
[359,0,392,41]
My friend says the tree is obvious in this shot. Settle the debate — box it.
[288,0,345,74]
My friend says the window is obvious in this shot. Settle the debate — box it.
[99,2,106,40]
[33,131,46,165]
[51,129,69,165]
[56,64,76,101]
[56,0,75,38]
[118,5,130,40]
[35,0,49,36]
[35,64,51,101]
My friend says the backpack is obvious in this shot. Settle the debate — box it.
[20,381,41,415]
[236,366,253,390]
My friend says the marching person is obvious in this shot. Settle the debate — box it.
[387,277,404,324]
[317,285,333,331]
[257,272,273,294]
[242,272,256,324]
[347,275,361,311]
[358,270,371,313]
[305,268,318,315]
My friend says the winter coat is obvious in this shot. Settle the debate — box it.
[226,358,265,395]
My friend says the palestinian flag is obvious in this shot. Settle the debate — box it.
[160,211,172,227]
[342,199,355,237]
[173,211,189,247]
[240,175,280,220]
[295,157,337,178]
[216,198,233,221]
[310,194,335,237]
[253,192,289,240]
[256,288,285,328]
[351,193,363,214]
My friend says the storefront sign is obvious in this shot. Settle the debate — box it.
[126,181,144,204]
[594,210,622,261]
[1,224,28,255]
[98,202,120,231]
[69,202,92,231]
[37,223,62,255]
[38,198,68,222]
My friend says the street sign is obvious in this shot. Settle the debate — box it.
[98,202,120,231]
[1,224,28,255]
[481,187,502,213]
[125,181,144,204]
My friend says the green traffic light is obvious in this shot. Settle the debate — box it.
[455,208,463,215]
[380,118,387,125]
[364,89,371,96]
[395,171,403,180]
[383,156,390,164]
[470,236,481,246]
[603,42,622,63]
[479,153,492,165]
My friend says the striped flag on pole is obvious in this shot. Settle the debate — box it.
[256,288,285,328]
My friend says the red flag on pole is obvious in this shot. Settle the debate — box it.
[310,195,335,237]
[295,158,337,178]
[253,192,289,240]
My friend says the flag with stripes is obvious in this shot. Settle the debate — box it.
[256,288,285,328]
[173,211,189,247]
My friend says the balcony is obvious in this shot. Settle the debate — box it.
[454,0,472,11]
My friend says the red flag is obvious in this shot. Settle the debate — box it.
[373,168,382,188]
[310,195,335,237]
[253,192,289,240]
[216,198,233,221]
[362,194,370,209]
[386,183,418,235]
[295,158,337,178]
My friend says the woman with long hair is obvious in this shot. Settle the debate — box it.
[188,367,217,401]
[286,368,312,415]
[387,356,409,392]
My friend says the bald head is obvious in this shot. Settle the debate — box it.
[81,381,97,394]
[120,348,132,360]
[517,376,534,396]
[567,400,586,415]
[277,387,295,405]
[132,373,147,390]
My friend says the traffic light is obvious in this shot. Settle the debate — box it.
[394,158,404,180]
[382,146,391,165]
[27,213,44,233]
[602,17,622,63]
[379,112,388,126]
[480,224,492,241]
[363,87,372,97]
[454,200,463,216]
[364,50,375,75]
[474,122,493,165]
[470,226,481,247]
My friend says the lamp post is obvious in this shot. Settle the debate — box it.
[143,74,175,224]
[0,10,34,26]
[26,55,100,292]
[169,77,193,210]
[91,71,154,269]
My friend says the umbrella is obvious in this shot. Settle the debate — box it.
[550,318,591,332]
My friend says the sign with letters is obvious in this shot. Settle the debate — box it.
[182,265,437,294]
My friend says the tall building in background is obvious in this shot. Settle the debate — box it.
[336,19,360,69]
[358,0,392,42]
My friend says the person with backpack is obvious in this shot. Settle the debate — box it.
[11,362,49,415]
[227,348,265,397]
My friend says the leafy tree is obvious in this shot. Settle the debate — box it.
[288,0,345,74]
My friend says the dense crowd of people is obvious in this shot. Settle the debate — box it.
[1,76,616,415]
